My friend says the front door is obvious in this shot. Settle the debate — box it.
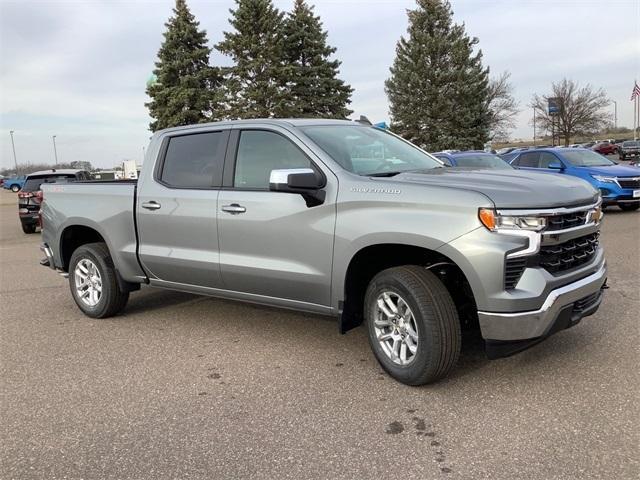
[137,129,229,288]
[217,128,337,307]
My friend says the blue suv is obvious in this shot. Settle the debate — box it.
[508,148,640,211]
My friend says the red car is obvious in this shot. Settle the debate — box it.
[592,141,618,155]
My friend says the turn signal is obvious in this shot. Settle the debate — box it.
[478,208,496,231]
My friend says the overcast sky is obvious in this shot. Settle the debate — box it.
[1,0,638,170]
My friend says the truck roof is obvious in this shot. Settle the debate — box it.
[156,118,361,135]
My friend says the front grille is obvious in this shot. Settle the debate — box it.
[538,232,599,274]
[618,178,640,189]
[574,291,601,313]
[504,257,527,290]
[545,210,589,231]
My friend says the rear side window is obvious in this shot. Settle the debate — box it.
[516,152,539,168]
[160,132,227,188]
[234,130,311,189]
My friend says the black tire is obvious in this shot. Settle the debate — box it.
[364,265,461,385]
[68,242,129,318]
[10,184,20,192]
[619,202,639,211]
[21,222,37,234]
[619,154,625,161]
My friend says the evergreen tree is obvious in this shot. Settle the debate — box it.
[217,0,286,119]
[281,0,353,118]
[146,0,220,132]
[385,0,490,151]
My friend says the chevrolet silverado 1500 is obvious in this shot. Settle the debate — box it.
[40,119,607,385]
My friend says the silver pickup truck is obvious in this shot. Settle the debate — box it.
[40,119,607,384]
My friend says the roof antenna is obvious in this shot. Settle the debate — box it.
[356,115,372,126]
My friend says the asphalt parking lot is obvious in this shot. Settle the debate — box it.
[0,189,638,479]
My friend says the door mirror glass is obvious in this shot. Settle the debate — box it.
[548,161,563,170]
[269,168,325,206]
[269,168,322,191]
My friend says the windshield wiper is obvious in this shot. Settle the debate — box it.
[366,171,404,177]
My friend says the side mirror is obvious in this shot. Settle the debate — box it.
[269,168,326,207]
[548,161,564,170]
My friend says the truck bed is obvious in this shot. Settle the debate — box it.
[40,181,146,282]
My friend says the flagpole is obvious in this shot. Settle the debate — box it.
[633,96,638,140]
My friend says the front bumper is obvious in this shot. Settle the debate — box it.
[478,262,607,348]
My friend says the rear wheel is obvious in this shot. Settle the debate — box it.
[69,242,129,318]
[365,265,461,385]
[10,184,20,192]
[21,222,36,234]
[619,202,639,211]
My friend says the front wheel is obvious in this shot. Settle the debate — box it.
[69,242,129,318]
[11,184,20,192]
[619,202,639,211]
[365,266,461,385]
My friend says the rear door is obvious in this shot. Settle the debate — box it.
[217,127,337,307]
[137,128,230,288]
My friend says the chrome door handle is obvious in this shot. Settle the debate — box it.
[221,203,246,214]
[142,201,161,210]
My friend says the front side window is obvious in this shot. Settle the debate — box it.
[301,125,442,176]
[160,132,226,188]
[234,130,311,189]
[538,152,561,168]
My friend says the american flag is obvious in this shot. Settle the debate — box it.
[632,82,640,100]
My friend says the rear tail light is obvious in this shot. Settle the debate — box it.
[38,191,44,230]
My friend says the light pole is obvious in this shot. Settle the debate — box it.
[612,100,617,130]
[533,108,536,146]
[9,130,18,170]
[52,135,58,165]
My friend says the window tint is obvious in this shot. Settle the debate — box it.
[23,174,76,191]
[160,132,226,188]
[453,154,512,169]
[517,152,540,168]
[538,152,560,168]
[234,130,311,189]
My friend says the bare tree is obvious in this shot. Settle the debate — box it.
[487,71,519,142]
[530,79,611,146]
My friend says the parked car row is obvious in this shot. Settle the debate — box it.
[428,148,640,211]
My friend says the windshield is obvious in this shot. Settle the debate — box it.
[300,126,442,176]
[453,154,512,169]
[23,174,77,191]
[622,141,639,147]
[562,150,616,167]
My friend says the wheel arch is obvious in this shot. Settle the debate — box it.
[338,242,478,334]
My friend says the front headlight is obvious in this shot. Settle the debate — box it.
[479,208,547,232]
[591,174,617,183]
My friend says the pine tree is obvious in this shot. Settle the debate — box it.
[385,0,490,151]
[281,0,353,118]
[146,0,220,132]
[217,0,286,119]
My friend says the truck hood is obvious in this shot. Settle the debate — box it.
[575,164,640,177]
[392,168,599,208]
